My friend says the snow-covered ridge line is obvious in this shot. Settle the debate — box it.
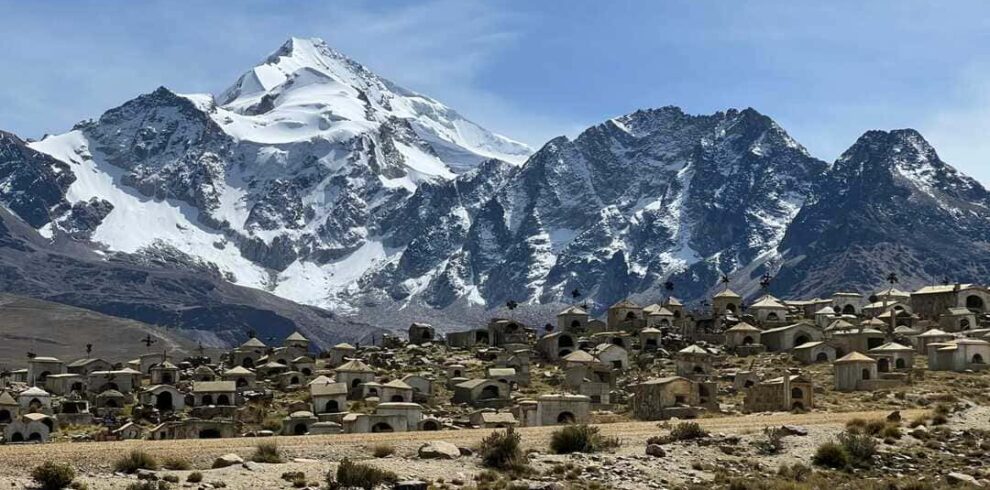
[7,38,990,331]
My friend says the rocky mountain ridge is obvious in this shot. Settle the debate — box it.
[2,38,989,332]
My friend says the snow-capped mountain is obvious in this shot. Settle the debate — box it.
[343,107,828,320]
[772,129,990,297]
[25,37,531,301]
[0,131,384,347]
[3,37,990,333]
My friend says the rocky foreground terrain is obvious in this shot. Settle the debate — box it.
[3,405,989,490]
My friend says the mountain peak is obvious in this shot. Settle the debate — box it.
[837,128,940,173]
[270,36,336,59]
[824,127,988,208]
[217,36,394,107]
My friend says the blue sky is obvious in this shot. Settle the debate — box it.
[2,1,989,184]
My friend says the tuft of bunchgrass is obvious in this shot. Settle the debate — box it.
[251,441,285,463]
[371,444,395,458]
[161,457,191,471]
[114,450,159,474]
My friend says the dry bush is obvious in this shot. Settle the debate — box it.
[753,426,786,455]
[31,461,76,490]
[114,450,159,473]
[161,456,191,471]
[549,424,621,454]
[371,444,395,458]
[838,431,877,468]
[251,441,285,463]
[812,441,849,469]
[326,459,397,490]
[480,429,526,471]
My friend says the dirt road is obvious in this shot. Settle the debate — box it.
[0,408,921,478]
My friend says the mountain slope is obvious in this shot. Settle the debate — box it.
[23,37,531,306]
[0,200,383,347]
[772,129,990,297]
[341,107,828,321]
[5,37,990,330]
[0,130,383,346]
[0,292,198,365]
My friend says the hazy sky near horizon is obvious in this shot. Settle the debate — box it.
[2,1,989,184]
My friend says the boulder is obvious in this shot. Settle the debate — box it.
[136,469,159,481]
[947,472,981,487]
[418,441,461,460]
[645,444,666,458]
[394,481,429,490]
[781,425,808,436]
[212,453,244,469]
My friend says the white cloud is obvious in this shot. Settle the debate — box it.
[0,0,578,148]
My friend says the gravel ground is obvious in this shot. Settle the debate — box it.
[0,409,927,489]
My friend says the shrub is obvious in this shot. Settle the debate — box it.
[752,426,786,455]
[479,429,526,470]
[327,459,397,490]
[371,444,395,458]
[282,471,308,488]
[125,482,170,490]
[31,461,76,490]
[812,441,849,469]
[845,418,867,431]
[251,442,285,463]
[281,471,305,482]
[777,462,812,482]
[549,424,621,454]
[880,423,902,440]
[186,472,203,483]
[162,475,179,484]
[838,431,877,467]
[161,457,191,471]
[931,413,949,425]
[475,470,499,483]
[114,450,159,473]
[664,421,709,442]
[863,419,887,436]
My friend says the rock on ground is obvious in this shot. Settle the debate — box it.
[212,454,244,469]
[418,441,461,460]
